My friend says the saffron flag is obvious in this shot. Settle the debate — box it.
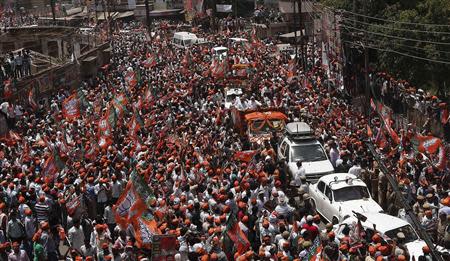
[132,215,160,249]
[210,59,227,78]
[143,53,157,68]
[234,150,258,162]
[41,149,64,183]
[128,115,141,138]
[435,145,447,170]
[125,70,137,88]
[28,87,38,111]
[3,79,12,98]
[66,195,82,216]
[367,124,373,138]
[84,140,99,161]
[306,237,323,261]
[62,94,81,120]
[414,135,442,154]
[381,116,400,144]
[113,181,147,229]
[224,211,250,255]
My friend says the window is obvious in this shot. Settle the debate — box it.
[279,142,287,158]
[284,145,290,160]
[325,185,332,200]
[333,186,370,202]
[384,225,418,244]
[291,144,327,162]
[317,181,325,194]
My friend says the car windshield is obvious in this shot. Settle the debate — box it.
[333,186,370,202]
[384,225,418,244]
[291,144,327,162]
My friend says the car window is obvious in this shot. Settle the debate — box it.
[333,186,370,202]
[291,144,327,162]
[325,185,332,200]
[284,145,290,160]
[384,225,418,244]
[317,181,325,193]
[279,142,287,157]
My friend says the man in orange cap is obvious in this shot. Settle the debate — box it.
[421,210,437,241]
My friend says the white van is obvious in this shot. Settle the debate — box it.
[172,32,199,48]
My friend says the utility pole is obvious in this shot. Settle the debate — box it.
[299,0,306,70]
[145,0,152,39]
[363,0,370,113]
[293,0,298,64]
[50,0,56,24]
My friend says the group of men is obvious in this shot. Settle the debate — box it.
[0,16,448,261]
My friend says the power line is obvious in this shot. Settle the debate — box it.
[341,31,450,56]
[340,17,450,35]
[341,24,450,46]
[343,40,450,64]
[340,9,450,28]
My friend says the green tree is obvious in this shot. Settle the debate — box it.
[320,0,450,92]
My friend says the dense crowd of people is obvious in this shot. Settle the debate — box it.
[0,17,448,261]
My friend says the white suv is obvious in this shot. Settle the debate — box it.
[309,174,383,224]
[278,122,334,182]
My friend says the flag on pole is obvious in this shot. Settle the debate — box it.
[113,181,147,229]
[223,210,250,255]
[62,94,81,120]
[233,150,258,162]
[28,87,38,111]
[143,53,157,68]
[132,214,160,249]
[3,79,12,98]
[125,70,137,88]
[413,135,442,154]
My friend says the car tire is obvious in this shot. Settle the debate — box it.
[332,216,339,225]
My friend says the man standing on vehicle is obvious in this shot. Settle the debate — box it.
[292,161,305,187]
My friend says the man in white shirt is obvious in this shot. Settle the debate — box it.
[292,161,306,187]
[104,203,116,241]
[348,159,362,178]
[67,219,85,253]
[110,176,123,203]
[94,178,110,216]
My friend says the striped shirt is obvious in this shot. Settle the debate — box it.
[34,203,50,222]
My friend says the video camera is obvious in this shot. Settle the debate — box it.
[352,211,368,222]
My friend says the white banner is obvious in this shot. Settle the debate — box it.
[216,4,232,13]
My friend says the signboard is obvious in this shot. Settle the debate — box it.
[151,234,177,261]
[216,4,232,13]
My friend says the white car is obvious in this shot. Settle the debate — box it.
[309,174,383,224]
[335,212,439,260]
[278,122,334,182]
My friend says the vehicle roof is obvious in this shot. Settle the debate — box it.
[225,88,243,96]
[341,212,411,233]
[173,31,198,40]
[229,37,248,42]
[286,122,312,135]
[244,111,288,121]
[213,46,228,51]
[284,138,321,146]
[317,173,367,190]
